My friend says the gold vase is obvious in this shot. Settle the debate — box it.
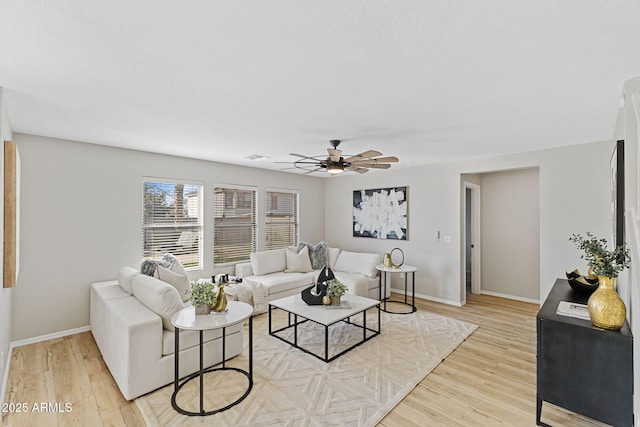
[383,253,392,268]
[212,284,228,312]
[587,276,626,330]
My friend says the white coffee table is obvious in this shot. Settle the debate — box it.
[268,293,380,362]
[171,301,253,416]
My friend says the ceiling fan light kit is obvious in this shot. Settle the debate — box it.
[280,140,398,175]
[327,162,345,175]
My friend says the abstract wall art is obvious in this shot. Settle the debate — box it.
[611,139,624,247]
[353,186,408,240]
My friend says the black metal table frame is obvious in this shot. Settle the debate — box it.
[171,316,253,416]
[268,304,380,362]
[379,269,416,314]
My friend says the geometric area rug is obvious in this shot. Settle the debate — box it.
[135,308,478,426]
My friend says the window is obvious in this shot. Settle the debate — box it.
[265,190,298,250]
[213,186,257,265]
[142,179,203,269]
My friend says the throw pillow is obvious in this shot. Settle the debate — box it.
[328,247,341,269]
[250,249,287,276]
[285,245,313,273]
[117,266,139,295]
[156,265,190,301]
[141,253,189,281]
[160,253,188,276]
[297,241,329,270]
[132,274,185,331]
[334,251,382,278]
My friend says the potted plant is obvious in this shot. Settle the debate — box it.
[189,280,217,315]
[569,232,631,330]
[325,279,347,305]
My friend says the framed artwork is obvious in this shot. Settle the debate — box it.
[353,186,408,240]
[4,140,19,287]
[611,139,624,248]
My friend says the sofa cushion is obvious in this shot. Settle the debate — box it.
[334,271,373,297]
[245,272,314,296]
[161,322,243,356]
[155,265,190,301]
[132,274,185,331]
[117,267,139,295]
[334,251,382,278]
[250,249,286,276]
[285,245,313,273]
[298,241,329,269]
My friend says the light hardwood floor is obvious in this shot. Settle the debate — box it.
[2,294,611,426]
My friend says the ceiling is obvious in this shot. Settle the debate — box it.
[1,1,639,176]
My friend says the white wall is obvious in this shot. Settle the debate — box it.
[11,134,326,341]
[618,76,640,425]
[0,87,14,414]
[325,140,612,306]
[480,168,540,301]
[6,129,617,337]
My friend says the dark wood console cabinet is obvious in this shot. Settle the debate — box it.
[537,279,633,426]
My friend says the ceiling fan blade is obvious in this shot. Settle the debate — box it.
[365,164,391,169]
[327,148,342,162]
[344,150,383,162]
[289,161,325,165]
[304,167,323,174]
[350,156,399,165]
[290,153,319,161]
[370,156,398,163]
[346,166,369,174]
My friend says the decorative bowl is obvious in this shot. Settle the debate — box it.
[566,270,599,294]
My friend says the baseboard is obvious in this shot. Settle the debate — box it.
[10,325,91,348]
[0,345,12,422]
[389,288,463,307]
[479,290,540,305]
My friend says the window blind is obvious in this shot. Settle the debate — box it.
[213,186,257,265]
[265,190,298,250]
[142,179,203,269]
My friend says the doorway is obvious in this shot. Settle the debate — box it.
[464,182,481,301]
[462,169,540,304]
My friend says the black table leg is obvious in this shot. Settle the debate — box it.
[174,327,179,393]
[249,316,253,380]
[199,330,203,415]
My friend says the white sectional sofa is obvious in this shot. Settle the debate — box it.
[90,268,243,400]
[235,243,387,301]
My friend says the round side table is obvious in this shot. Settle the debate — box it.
[171,301,253,416]
[376,264,417,314]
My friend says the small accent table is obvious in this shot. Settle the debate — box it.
[376,264,417,314]
[171,301,253,416]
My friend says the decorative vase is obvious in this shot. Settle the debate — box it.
[587,276,626,330]
[195,304,211,315]
[383,253,392,268]
[331,296,341,305]
[212,283,228,312]
[322,295,331,305]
